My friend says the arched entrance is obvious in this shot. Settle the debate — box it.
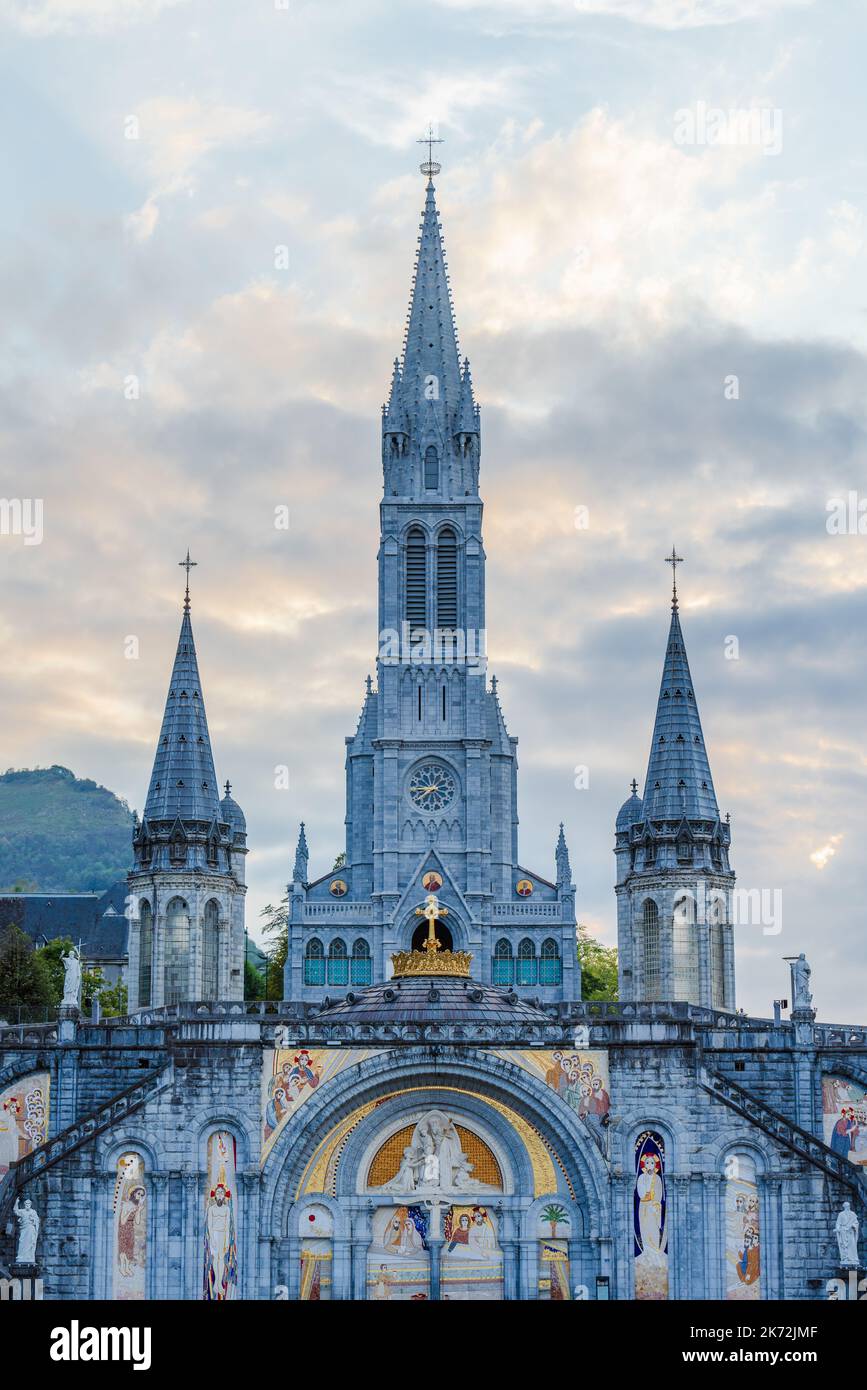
[411,919,453,952]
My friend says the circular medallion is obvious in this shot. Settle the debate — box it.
[408,762,457,813]
[329,879,348,897]
[422,871,443,892]
[516,878,534,897]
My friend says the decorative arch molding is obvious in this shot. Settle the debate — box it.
[99,1131,163,1173]
[341,1093,518,1199]
[260,1048,610,1241]
[522,1192,588,1241]
[190,1108,255,1169]
[700,1131,781,1176]
[0,1056,49,1099]
[290,1192,349,1241]
[609,1110,690,1175]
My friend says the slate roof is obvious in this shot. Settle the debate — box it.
[144,601,222,823]
[0,880,129,961]
[315,971,554,1028]
[641,603,720,821]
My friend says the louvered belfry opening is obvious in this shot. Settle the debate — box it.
[405,526,427,639]
[437,527,458,631]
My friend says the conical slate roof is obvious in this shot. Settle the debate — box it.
[399,177,464,433]
[144,602,222,823]
[641,605,720,821]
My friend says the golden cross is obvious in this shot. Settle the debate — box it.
[664,546,683,610]
[415,892,448,953]
[179,549,197,610]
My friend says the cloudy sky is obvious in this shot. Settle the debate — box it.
[2,0,866,1019]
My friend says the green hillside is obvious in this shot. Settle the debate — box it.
[0,766,133,892]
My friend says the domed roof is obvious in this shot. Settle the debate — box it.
[219,782,246,833]
[314,972,554,1029]
[616,786,643,831]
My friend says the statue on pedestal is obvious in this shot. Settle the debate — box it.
[835,1201,859,1268]
[61,945,82,1010]
[787,953,812,1013]
[13,1197,39,1265]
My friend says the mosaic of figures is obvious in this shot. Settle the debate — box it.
[261,1046,378,1163]
[112,1152,147,1300]
[634,1130,668,1300]
[493,1050,610,1141]
[724,1153,761,1300]
[372,1109,502,1196]
[0,1071,49,1175]
[203,1130,239,1300]
[443,1205,503,1300]
[823,1075,867,1166]
[365,1203,504,1301]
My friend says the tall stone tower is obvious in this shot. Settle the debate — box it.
[127,563,247,1009]
[285,161,578,1001]
[614,559,735,1008]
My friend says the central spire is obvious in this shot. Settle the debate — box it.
[400,162,463,436]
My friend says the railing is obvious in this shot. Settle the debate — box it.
[700,1065,866,1197]
[492,903,560,920]
[304,903,376,920]
[0,1061,173,1227]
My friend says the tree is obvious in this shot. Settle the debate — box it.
[0,925,53,1013]
[244,959,265,1001]
[541,1203,568,1238]
[332,851,347,870]
[34,937,104,1011]
[577,924,618,1001]
[259,896,289,1001]
[98,979,128,1018]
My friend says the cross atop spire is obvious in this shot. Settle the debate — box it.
[179,549,197,612]
[665,546,683,611]
[417,123,443,180]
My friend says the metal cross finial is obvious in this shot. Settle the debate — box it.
[630,778,638,797]
[179,549,197,611]
[665,546,684,610]
[417,123,443,180]
[224,780,231,797]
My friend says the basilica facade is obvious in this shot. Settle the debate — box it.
[0,166,865,1302]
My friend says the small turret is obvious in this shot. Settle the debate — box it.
[293,822,309,886]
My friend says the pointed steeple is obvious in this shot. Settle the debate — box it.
[555,823,572,888]
[456,357,477,433]
[641,588,719,822]
[293,822,309,884]
[144,581,221,823]
[400,175,462,436]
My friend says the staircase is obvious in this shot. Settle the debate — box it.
[701,1065,867,1202]
[0,1061,172,1230]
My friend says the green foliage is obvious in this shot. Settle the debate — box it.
[0,766,133,892]
[244,959,265,1001]
[0,924,53,1011]
[34,937,104,1011]
[259,897,289,1000]
[97,979,128,1018]
[332,851,347,870]
[577,924,619,1001]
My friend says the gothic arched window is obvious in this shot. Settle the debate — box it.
[164,897,190,1004]
[328,938,349,986]
[138,900,153,1007]
[672,894,698,1001]
[424,444,439,490]
[350,938,372,986]
[202,899,220,999]
[436,527,458,631]
[517,937,537,986]
[304,938,325,987]
[492,938,513,986]
[405,527,427,638]
[539,937,562,986]
[642,899,661,1001]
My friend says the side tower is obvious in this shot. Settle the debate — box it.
[127,561,247,1009]
[614,556,735,1008]
[286,155,578,1002]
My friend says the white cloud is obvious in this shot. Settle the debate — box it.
[435,0,812,28]
[1,0,188,35]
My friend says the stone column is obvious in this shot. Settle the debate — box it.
[669,1175,691,1299]
[151,1174,170,1299]
[702,1173,723,1300]
[760,1174,783,1299]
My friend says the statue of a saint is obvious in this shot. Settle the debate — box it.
[61,946,82,1009]
[835,1201,859,1267]
[13,1196,39,1265]
[789,953,812,1011]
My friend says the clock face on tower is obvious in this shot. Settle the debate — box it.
[408,762,457,814]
